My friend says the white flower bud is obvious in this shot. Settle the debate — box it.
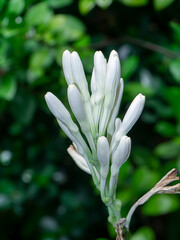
[45,92,78,132]
[109,136,131,192]
[97,136,110,178]
[97,136,110,194]
[68,84,89,132]
[110,93,145,154]
[105,54,120,105]
[57,120,84,155]
[99,52,121,135]
[62,50,74,85]
[67,84,95,152]
[94,51,106,95]
[107,78,124,136]
[111,136,131,175]
[67,145,91,174]
[120,93,145,135]
[70,51,90,101]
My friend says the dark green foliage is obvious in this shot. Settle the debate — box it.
[0,0,180,239]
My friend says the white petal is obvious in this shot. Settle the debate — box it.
[62,50,74,85]
[45,92,78,132]
[67,145,91,174]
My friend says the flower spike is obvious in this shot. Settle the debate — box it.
[45,49,145,227]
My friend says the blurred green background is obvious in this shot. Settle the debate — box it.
[0,0,180,239]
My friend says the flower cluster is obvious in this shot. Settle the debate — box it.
[45,50,145,226]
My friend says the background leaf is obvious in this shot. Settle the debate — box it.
[142,195,180,216]
[0,75,17,100]
[153,0,175,11]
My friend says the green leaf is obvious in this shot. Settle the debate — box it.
[95,0,113,8]
[8,0,25,15]
[131,226,155,240]
[132,167,159,194]
[170,22,180,42]
[125,82,154,98]
[0,75,17,100]
[47,14,85,43]
[142,195,180,216]
[120,0,148,7]
[29,48,54,70]
[121,55,139,79]
[25,3,53,26]
[169,58,180,83]
[0,0,6,9]
[155,121,176,137]
[165,87,180,122]
[47,0,73,8]
[155,141,180,159]
[79,0,95,15]
[153,0,175,11]
[11,92,36,125]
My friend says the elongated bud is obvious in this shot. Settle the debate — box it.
[57,120,84,155]
[105,54,120,105]
[111,136,131,176]
[97,136,110,178]
[62,50,74,85]
[107,78,124,136]
[97,136,110,194]
[94,51,106,93]
[68,84,89,131]
[99,51,121,135]
[67,145,91,174]
[45,92,78,132]
[70,51,90,100]
[120,93,145,134]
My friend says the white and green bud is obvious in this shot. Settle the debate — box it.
[68,84,89,132]
[94,51,106,97]
[107,78,124,137]
[120,93,145,134]
[57,119,85,156]
[99,50,121,135]
[68,84,95,152]
[45,92,78,133]
[62,50,74,85]
[111,93,145,153]
[110,136,131,192]
[70,51,90,101]
[97,136,110,194]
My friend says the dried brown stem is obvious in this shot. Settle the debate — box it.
[116,168,180,240]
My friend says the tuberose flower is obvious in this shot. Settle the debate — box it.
[45,50,145,226]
